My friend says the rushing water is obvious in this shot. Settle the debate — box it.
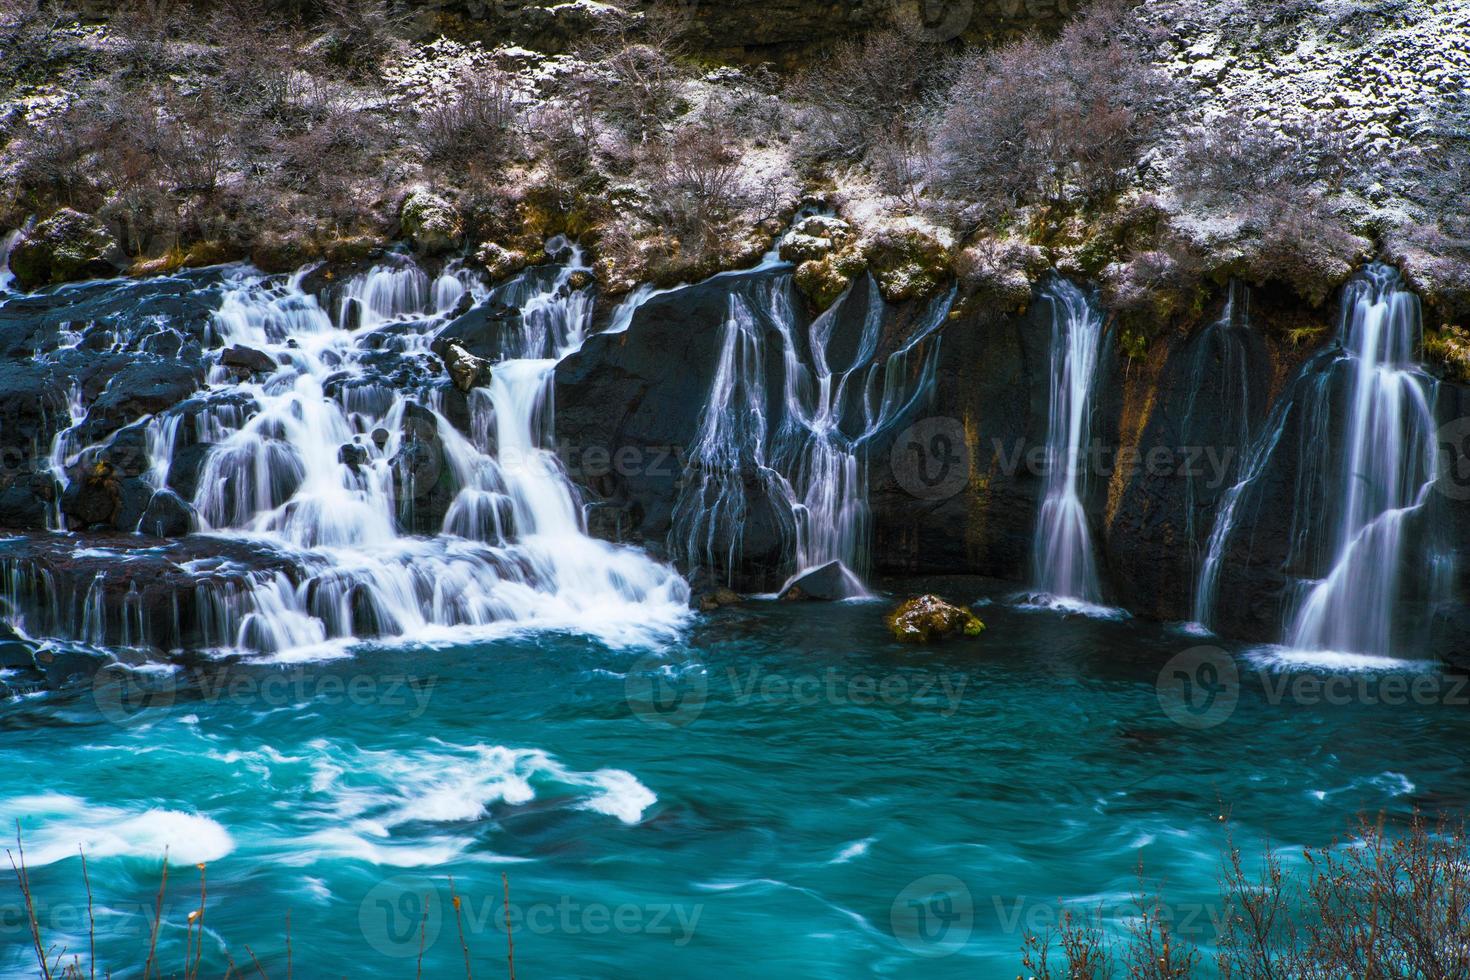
[672,272,947,596]
[1031,278,1105,604]
[4,584,1468,979]
[1287,267,1438,656]
[13,246,690,657]
[1187,283,1264,626]
[2,247,1464,977]
[1194,264,1441,655]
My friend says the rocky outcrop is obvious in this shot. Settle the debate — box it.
[886,594,986,642]
[400,191,462,256]
[8,209,126,290]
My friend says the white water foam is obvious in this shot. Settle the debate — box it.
[2,793,234,866]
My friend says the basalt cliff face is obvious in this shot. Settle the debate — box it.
[555,264,1470,660]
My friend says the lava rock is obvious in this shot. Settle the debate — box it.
[0,479,54,530]
[784,560,860,601]
[137,488,195,537]
[221,345,278,376]
[101,423,153,478]
[166,442,212,501]
[339,443,369,468]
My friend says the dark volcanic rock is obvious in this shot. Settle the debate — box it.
[392,401,457,534]
[138,488,196,537]
[78,358,204,445]
[785,560,858,600]
[0,533,311,659]
[431,338,492,393]
[221,344,278,375]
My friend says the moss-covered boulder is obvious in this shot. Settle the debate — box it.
[401,191,462,255]
[477,241,531,282]
[794,249,868,311]
[779,215,854,264]
[886,594,985,643]
[865,228,952,303]
[9,209,126,290]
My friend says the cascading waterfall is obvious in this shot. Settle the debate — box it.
[63,243,692,657]
[672,273,948,596]
[1194,264,1439,657]
[0,226,22,292]
[1031,278,1105,604]
[1287,266,1438,656]
[1185,282,1262,624]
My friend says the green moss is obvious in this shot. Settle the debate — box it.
[1119,327,1150,361]
[1425,325,1470,384]
[886,595,986,644]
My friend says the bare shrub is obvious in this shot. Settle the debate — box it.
[207,2,309,120]
[641,123,744,252]
[317,0,404,78]
[790,29,950,164]
[533,103,600,200]
[419,70,521,166]
[1022,907,1115,979]
[1174,114,1350,207]
[111,0,188,76]
[929,1,1167,217]
[574,20,688,140]
[0,0,76,87]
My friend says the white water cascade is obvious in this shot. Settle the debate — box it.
[1031,278,1105,604]
[1186,282,1260,624]
[673,274,949,596]
[1287,266,1438,656]
[158,245,688,657]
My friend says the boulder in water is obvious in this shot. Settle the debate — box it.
[138,488,196,537]
[8,209,126,290]
[785,561,860,601]
[61,464,153,532]
[885,595,985,643]
[431,337,492,393]
[221,345,278,376]
[477,241,531,281]
[339,442,369,468]
[696,587,742,612]
[0,478,54,530]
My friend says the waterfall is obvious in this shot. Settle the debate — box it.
[1287,266,1438,656]
[84,244,691,657]
[1193,264,1439,657]
[671,274,949,595]
[1186,283,1262,624]
[1031,278,1105,604]
[0,226,22,292]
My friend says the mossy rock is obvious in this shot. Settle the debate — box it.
[477,241,532,281]
[865,229,952,303]
[401,191,463,256]
[886,594,986,644]
[9,209,126,290]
